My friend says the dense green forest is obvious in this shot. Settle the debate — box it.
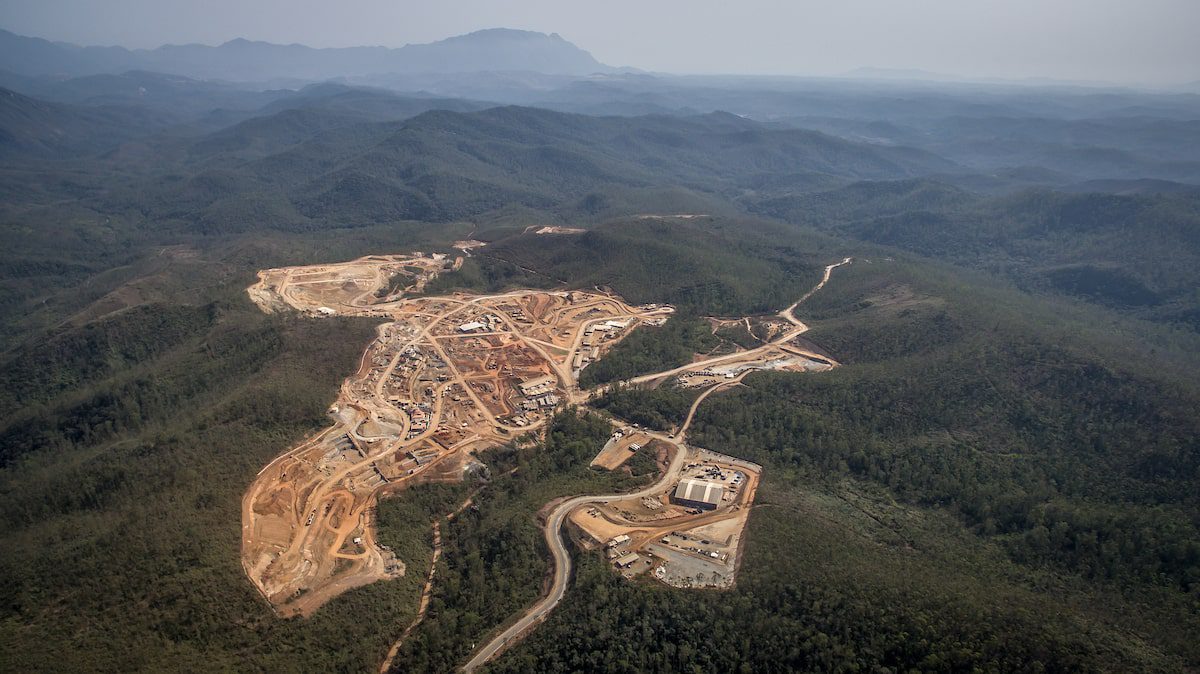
[693,260,1200,592]
[2,220,1198,672]
[623,440,663,478]
[589,384,699,432]
[2,69,1199,673]
[485,259,1200,673]
[752,181,1200,330]
[483,219,833,316]
[488,481,1183,673]
[0,289,432,671]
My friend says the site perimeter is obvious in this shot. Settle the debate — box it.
[240,249,849,668]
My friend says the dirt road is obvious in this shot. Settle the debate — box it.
[781,257,852,327]
[461,431,690,672]
[462,257,851,671]
[379,520,442,673]
[621,258,852,390]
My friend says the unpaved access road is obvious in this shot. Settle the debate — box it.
[462,257,852,671]
[462,430,691,672]
[781,257,852,327]
[619,258,851,390]
[379,520,442,673]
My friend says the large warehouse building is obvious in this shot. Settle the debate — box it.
[672,478,725,511]
[518,374,556,396]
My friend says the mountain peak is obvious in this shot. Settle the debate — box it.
[395,28,607,75]
[455,28,556,39]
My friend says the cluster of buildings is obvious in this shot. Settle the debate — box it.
[400,402,431,437]
[496,303,530,323]
[520,394,559,411]
[516,374,560,410]
[572,319,630,370]
[517,375,555,396]
[605,534,642,569]
[382,346,432,398]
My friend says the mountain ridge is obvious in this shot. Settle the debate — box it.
[0,27,615,81]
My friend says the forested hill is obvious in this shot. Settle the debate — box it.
[0,87,179,157]
[2,99,962,235]
[2,64,1200,672]
[6,79,1200,334]
[388,106,957,181]
[268,105,947,226]
[751,179,1200,330]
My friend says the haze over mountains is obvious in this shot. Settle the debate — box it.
[1,16,1200,674]
[3,23,1200,195]
[0,27,616,81]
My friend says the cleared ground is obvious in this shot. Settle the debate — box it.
[573,447,761,588]
[588,431,652,470]
[242,253,671,616]
[524,225,586,235]
[243,251,851,672]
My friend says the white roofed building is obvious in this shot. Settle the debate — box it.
[672,478,725,510]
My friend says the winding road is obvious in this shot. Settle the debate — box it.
[461,428,690,672]
[461,257,852,672]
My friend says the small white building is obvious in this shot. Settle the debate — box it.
[614,552,641,568]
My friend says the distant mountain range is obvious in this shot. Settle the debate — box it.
[0,27,616,81]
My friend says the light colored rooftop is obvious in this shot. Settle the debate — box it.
[673,478,725,506]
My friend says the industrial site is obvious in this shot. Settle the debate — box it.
[462,256,852,671]
[241,252,672,616]
[576,439,761,589]
[241,250,850,671]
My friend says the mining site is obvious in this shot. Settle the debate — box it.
[241,252,672,616]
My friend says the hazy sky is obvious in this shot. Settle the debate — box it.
[2,0,1198,85]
